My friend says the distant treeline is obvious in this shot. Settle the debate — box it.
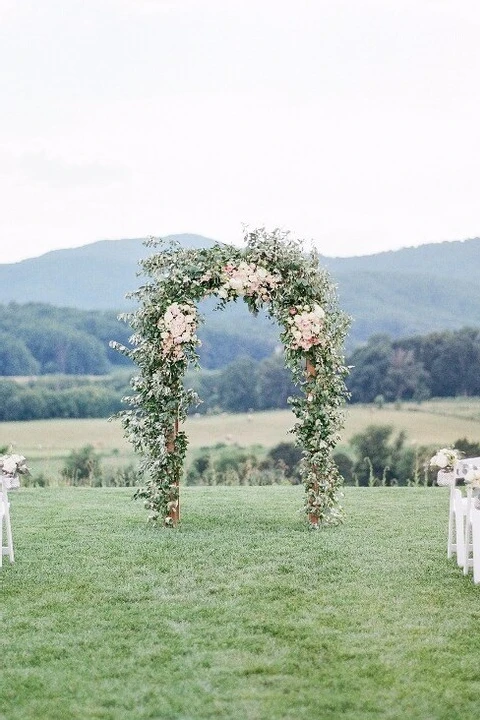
[177,327,480,411]
[0,326,479,421]
[347,327,480,402]
[0,355,291,422]
[0,302,276,376]
[2,304,480,403]
[0,303,131,376]
[0,374,129,422]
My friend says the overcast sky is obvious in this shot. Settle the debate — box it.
[1,0,479,264]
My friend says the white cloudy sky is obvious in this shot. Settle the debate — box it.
[1,0,479,263]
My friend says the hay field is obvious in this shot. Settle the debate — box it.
[1,398,479,480]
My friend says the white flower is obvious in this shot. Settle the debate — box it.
[2,458,17,474]
[220,260,280,300]
[465,468,480,488]
[0,453,29,476]
[429,447,460,471]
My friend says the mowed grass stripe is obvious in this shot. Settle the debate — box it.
[2,486,479,720]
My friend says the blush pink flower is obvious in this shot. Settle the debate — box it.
[158,302,199,360]
[287,304,325,350]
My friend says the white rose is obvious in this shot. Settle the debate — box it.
[436,453,449,468]
[3,458,17,474]
[465,468,480,486]
[229,277,245,292]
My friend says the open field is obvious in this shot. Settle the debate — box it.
[2,486,479,720]
[1,397,480,482]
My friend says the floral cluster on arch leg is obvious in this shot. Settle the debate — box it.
[286,304,326,351]
[157,302,200,360]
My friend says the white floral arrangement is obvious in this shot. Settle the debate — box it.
[218,261,281,301]
[157,302,200,361]
[465,467,480,489]
[0,453,29,477]
[0,453,29,489]
[286,304,326,351]
[429,447,461,473]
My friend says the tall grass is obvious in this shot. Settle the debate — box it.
[2,486,479,719]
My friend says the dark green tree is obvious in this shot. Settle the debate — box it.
[383,347,430,401]
[347,335,393,403]
[255,353,296,410]
[350,424,404,486]
[0,332,40,376]
[217,356,259,412]
[61,445,102,486]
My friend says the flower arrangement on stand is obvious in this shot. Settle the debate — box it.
[429,447,461,486]
[429,447,461,472]
[111,228,351,528]
[0,453,29,489]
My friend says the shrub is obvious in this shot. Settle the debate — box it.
[263,442,303,484]
[21,472,49,488]
[185,442,303,486]
[348,424,434,486]
[454,438,480,457]
[332,451,355,485]
[101,464,141,487]
[61,445,102,486]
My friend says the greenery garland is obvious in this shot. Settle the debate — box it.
[111,228,351,527]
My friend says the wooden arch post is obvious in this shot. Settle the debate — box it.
[306,357,319,527]
[166,416,180,526]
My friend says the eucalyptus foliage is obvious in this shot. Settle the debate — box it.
[111,228,350,526]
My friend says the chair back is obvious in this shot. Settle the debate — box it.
[0,475,15,565]
[454,456,480,480]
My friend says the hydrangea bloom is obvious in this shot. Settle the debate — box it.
[465,467,480,488]
[157,302,199,360]
[286,304,326,350]
[219,261,280,301]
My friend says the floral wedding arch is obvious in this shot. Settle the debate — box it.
[111,228,350,528]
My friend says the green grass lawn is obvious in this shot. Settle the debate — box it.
[2,486,479,720]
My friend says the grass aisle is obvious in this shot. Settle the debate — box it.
[2,486,479,720]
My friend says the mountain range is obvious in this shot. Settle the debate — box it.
[1,234,479,349]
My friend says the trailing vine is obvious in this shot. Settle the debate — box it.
[111,228,350,527]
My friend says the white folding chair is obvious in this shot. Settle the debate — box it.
[470,501,480,584]
[0,477,15,566]
[441,457,480,566]
[453,487,468,568]
[463,487,480,582]
[437,468,464,561]
[451,457,480,577]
